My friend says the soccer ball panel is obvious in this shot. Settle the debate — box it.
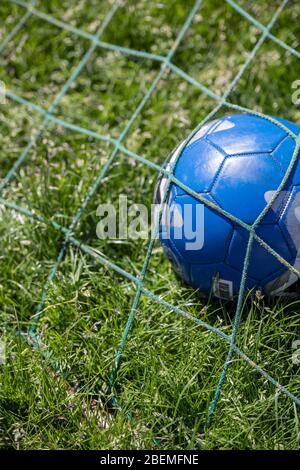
[260,188,291,225]
[211,153,289,224]
[159,236,190,285]
[156,113,300,298]
[174,138,224,195]
[167,193,233,264]
[271,136,296,176]
[274,116,300,136]
[226,225,292,281]
[206,114,287,155]
[184,118,219,147]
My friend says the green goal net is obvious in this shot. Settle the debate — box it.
[0,0,300,437]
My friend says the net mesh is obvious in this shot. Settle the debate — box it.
[1,0,300,427]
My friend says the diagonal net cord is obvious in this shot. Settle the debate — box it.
[108,0,293,422]
[0,0,36,54]
[1,194,300,408]
[207,133,300,424]
[2,146,300,289]
[28,0,291,387]
[10,0,168,65]
[2,84,299,281]
[7,0,224,101]
[205,0,296,424]
[226,0,300,60]
[1,0,300,424]
[10,0,300,93]
[4,74,297,150]
[1,114,300,412]
[3,83,299,185]
[28,0,205,338]
[8,0,224,103]
[4,1,300,130]
[2,142,300,405]
[0,0,121,195]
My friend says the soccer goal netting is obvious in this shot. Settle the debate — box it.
[0,0,300,430]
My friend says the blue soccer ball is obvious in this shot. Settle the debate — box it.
[155,113,300,300]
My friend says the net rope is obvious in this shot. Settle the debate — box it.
[1,0,300,426]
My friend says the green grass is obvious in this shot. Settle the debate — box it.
[1,0,300,450]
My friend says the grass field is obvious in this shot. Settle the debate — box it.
[1,0,300,450]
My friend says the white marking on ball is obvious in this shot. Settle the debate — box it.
[294,206,300,223]
[213,120,235,133]
[264,190,276,204]
[187,124,210,146]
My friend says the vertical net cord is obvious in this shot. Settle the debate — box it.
[204,0,292,425]
[108,0,291,419]
[206,140,300,424]
[207,232,255,425]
